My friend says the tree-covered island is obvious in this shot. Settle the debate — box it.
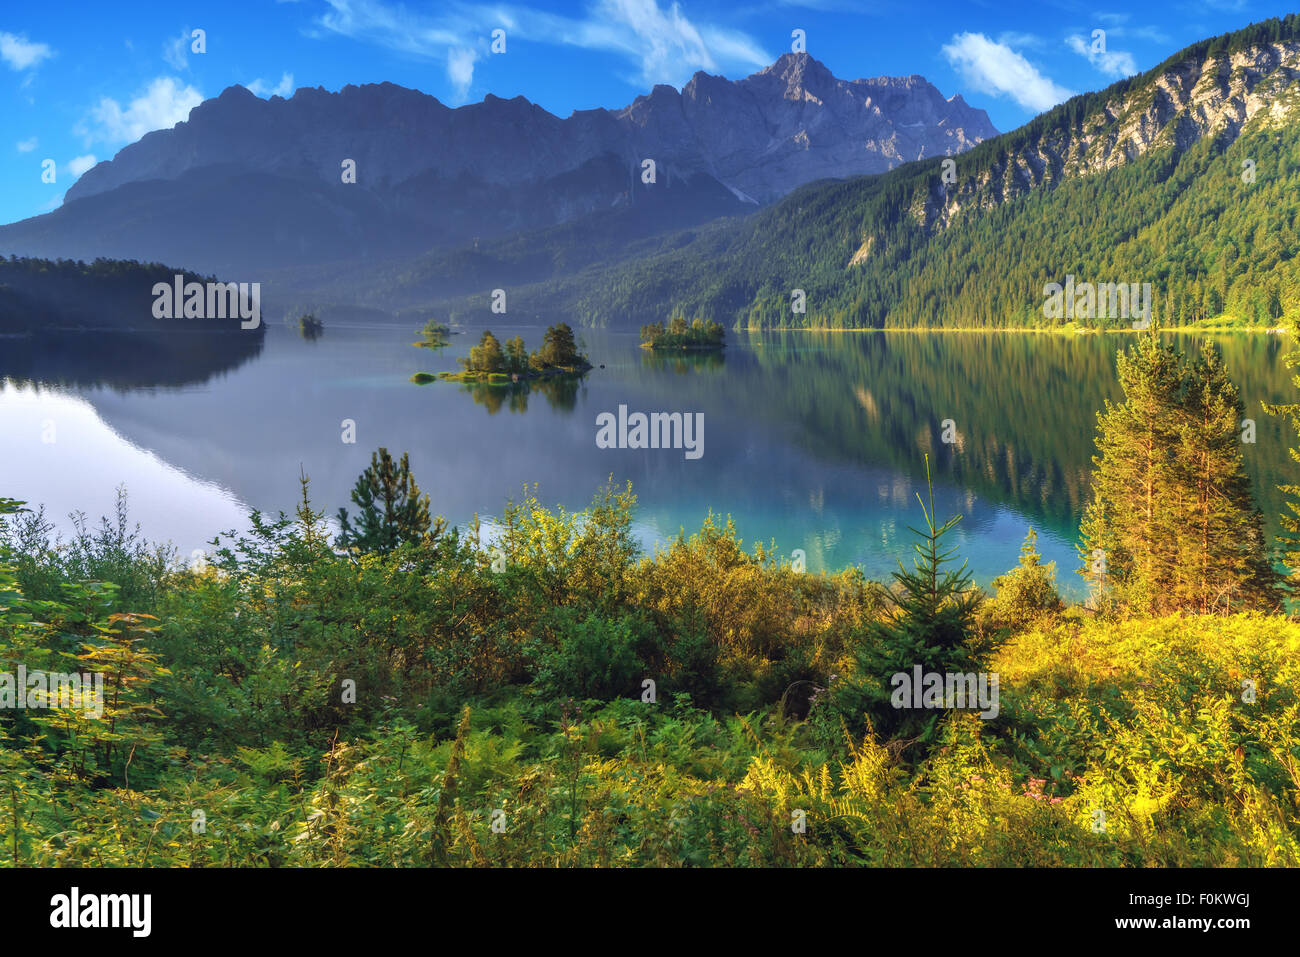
[640,316,725,350]
[412,322,592,384]
[413,319,452,349]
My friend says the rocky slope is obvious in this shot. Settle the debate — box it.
[0,55,993,277]
[66,53,994,208]
[913,37,1300,235]
[425,16,1300,329]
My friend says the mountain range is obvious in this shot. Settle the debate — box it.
[420,16,1300,330]
[0,53,995,281]
[6,17,1299,333]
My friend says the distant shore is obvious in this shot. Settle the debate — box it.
[743,325,1287,334]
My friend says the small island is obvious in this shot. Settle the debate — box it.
[413,319,452,349]
[411,322,592,384]
[640,317,725,351]
[297,313,324,340]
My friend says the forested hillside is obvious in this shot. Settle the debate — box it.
[429,16,1300,330]
[0,256,265,388]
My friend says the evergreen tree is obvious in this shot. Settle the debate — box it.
[987,528,1063,630]
[504,335,528,374]
[336,448,445,555]
[535,322,580,368]
[1174,342,1282,612]
[829,457,980,744]
[1080,336,1185,613]
[1083,337,1281,614]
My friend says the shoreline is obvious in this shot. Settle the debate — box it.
[413,362,592,385]
[740,325,1287,334]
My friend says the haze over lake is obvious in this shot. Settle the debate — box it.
[1,323,1290,597]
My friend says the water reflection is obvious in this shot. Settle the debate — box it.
[0,322,1292,598]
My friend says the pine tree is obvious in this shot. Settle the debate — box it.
[1174,342,1282,612]
[830,456,980,743]
[464,330,505,373]
[988,528,1062,630]
[504,335,528,374]
[1080,335,1185,614]
[535,323,580,368]
[336,448,445,555]
[1083,336,1281,614]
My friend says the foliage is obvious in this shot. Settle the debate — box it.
[1080,336,1283,614]
[462,330,507,374]
[983,528,1063,633]
[3,448,1300,866]
[336,452,447,555]
[640,317,725,349]
[824,457,982,746]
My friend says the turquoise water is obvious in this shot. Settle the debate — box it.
[1,323,1293,597]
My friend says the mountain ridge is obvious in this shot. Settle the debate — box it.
[436,15,1300,330]
[65,53,994,207]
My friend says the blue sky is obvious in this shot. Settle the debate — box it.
[1,0,1294,225]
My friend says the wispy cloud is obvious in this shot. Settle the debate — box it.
[996,31,1044,50]
[66,154,97,177]
[0,31,53,71]
[942,32,1072,113]
[163,30,190,71]
[248,72,295,98]
[446,48,477,101]
[16,137,37,152]
[1067,33,1137,78]
[80,77,204,145]
[1099,22,1170,45]
[313,0,772,92]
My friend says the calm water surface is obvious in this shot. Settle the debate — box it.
[1,323,1293,598]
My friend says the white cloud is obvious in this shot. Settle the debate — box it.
[942,32,1073,113]
[0,31,53,71]
[82,77,204,145]
[163,31,189,71]
[1067,34,1137,79]
[446,49,477,101]
[314,0,771,93]
[996,31,1043,50]
[248,72,295,98]
[16,137,37,152]
[66,154,97,177]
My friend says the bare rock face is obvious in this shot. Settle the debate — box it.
[913,41,1300,235]
[0,54,994,276]
[664,54,997,203]
[64,53,996,208]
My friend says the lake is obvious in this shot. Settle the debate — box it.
[1,322,1294,598]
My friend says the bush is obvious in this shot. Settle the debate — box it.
[530,609,658,701]
[983,528,1063,633]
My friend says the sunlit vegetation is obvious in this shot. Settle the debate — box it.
[423,323,592,384]
[414,320,452,349]
[640,317,725,350]
[2,331,1299,867]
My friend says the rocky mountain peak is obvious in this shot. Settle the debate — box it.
[62,53,995,208]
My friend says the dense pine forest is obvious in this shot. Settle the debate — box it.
[2,325,1298,867]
